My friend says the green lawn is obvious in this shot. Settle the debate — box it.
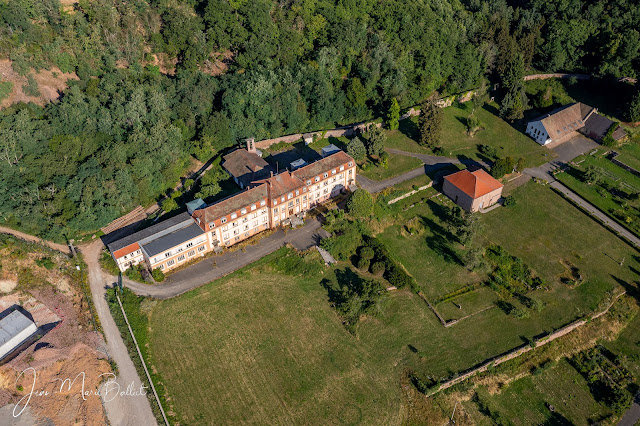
[466,359,615,425]
[384,103,551,168]
[359,153,423,181]
[616,139,640,172]
[555,148,640,237]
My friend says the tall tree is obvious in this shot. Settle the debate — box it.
[418,94,443,148]
[387,98,400,130]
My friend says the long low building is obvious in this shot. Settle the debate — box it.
[107,146,356,273]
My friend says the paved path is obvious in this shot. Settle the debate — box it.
[358,149,490,193]
[618,392,640,426]
[81,240,158,426]
[123,216,329,299]
[0,226,70,254]
[522,136,640,249]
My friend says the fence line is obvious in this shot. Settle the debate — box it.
[116,293,169,426]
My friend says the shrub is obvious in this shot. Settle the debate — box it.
[491,157,514,178]
[347,189,374,218]
[161,197,178,212]
[0,81,13,103]
[171,190,182,199]
[184,179,195,190]
[512,307,530,319]
[357,257,370,271]
[125,265,144,282]
[22,75,40,97]
[371,261,385,276]
[359,246,375,260]
[478,144,498,159]
[35,257,55,270]
[151,268,165,282]
[503,195,516,207]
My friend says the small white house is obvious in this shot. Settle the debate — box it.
[0,310,38,362]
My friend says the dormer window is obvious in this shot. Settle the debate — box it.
[323,172,328,178]
[281,196,285,202]
[274,199,278,205]
[306,180,311,186]
[288,193,293,199]
[315,176,320,182]
[340,165,344,171]
[260,200,266,206]
[348,162,353,167]
[221,217,227,224]
[332,169,336,175]
[295,190,299,196]
[209,222,215,229]
[241,208,247,215]
[251,204,256,211]
[231,212,237,219]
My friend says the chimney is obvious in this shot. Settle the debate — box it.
[246,137,256,153]
[270,170,273,177]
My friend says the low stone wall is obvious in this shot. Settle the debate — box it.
[609,151,640,178]
[426,291,626,396]
[388,182,433,204]
[524,73,592,81]
[255,90,475,150]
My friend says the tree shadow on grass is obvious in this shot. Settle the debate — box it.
[610,275,640,306]
[398,117,419,142]
[418,208,463,265]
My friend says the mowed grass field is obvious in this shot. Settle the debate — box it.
[144,258,404,425]
[130,182,640,424]
[385,103,551,168]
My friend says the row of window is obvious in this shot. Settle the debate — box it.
[210,202,267,229]
[159,245,206,270]
[121,249,142,262]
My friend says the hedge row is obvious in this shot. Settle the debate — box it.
[364,236,419,292]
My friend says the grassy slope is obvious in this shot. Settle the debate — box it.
[385,103,551,168]
[359,153,423,180]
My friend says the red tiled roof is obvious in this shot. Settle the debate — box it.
[113,243,140,259]
[253,171,304,199]
[444,169,503,198]
[193,184,268,229]
[293,151,353,181]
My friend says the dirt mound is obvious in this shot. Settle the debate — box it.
[0,280,17,293]
[0,59,78,109]
[2,344,109,425]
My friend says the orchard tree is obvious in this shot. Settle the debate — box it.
[418,94,443,148]
[387,98,400,130]
[627,91,640,122]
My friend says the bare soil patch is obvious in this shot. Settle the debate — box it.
[0,59,78,109]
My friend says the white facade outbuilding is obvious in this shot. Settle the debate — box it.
[0,310,38,362]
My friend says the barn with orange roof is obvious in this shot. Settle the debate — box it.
[442,168,503,212]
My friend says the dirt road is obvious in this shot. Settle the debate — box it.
[81,240,157,425]
[0,226,70,254]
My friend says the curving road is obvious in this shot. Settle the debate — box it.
[123,215,329,299]
[357,149,490,193]
[81,240,158,426]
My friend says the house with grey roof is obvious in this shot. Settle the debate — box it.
[526,102,626,145]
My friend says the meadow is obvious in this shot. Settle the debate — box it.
[118,180,640,424]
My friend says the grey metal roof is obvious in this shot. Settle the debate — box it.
[140,223,205,257]
[107,212,194,252]
[0,310,36,347]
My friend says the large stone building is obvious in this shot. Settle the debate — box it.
[526,102,626,145]
[442,168,503,213]
[107,145,356,273]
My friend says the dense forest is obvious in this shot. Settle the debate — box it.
[1,0,639,240]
